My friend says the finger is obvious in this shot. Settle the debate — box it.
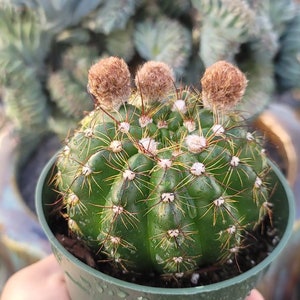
[245,289,264,300]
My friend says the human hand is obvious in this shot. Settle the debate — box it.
[245,289,264,300]
[1,254,69,300]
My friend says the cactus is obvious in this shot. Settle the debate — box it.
[53,57,273,279]
[47,45,97,137]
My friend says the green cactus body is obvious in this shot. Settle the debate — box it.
[54,58,271,278]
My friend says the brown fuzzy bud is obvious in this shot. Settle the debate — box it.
[201,61,247,111]
[88,57,131,110]
[135,61,175,103]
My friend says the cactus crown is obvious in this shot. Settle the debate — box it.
[54,57,272,284]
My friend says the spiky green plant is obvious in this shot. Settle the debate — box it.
[0,5,51,161]
[275,5,300,91]
[47,45,97,136]
[134,16,192,76]
[52,57,273,280]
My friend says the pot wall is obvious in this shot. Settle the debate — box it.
[36,155,295,300]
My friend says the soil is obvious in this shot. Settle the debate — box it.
[48,208,279,288]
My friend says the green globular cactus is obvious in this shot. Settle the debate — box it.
[53,57,272,279]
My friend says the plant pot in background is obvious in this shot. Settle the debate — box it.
[257,220,300,300]
[35,154,295,300]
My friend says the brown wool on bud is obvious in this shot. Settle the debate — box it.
[88,57,131,111]
[135,61,175,103]
[201,61,247,111]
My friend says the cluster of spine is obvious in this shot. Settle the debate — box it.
[54,57,272,277]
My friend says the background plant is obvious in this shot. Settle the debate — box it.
[0,0,300,167]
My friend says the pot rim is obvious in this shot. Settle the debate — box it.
[35,154,295,295]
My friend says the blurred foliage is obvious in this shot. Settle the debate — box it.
[0,0,299,165]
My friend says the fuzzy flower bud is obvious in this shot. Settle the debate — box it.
[201,61,247,111]
[135,61,175,104]
[88,57,131,111]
